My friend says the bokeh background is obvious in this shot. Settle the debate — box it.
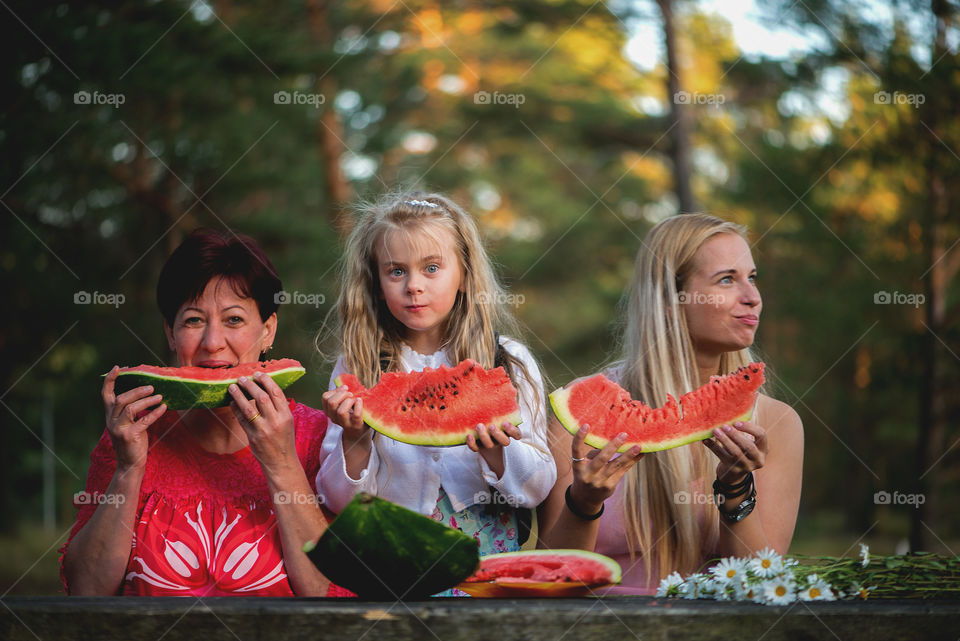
[2,0,958,594]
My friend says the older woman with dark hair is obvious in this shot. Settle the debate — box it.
[60,229,343,596]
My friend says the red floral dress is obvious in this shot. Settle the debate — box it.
[59,400,351,597]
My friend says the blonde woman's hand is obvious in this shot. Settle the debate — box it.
[567,425,643,516]
[703,420,767,484]
[321,385,370,444]
[466,422,521,478]
[101,366,167,474]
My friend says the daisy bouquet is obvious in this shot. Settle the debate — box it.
[656,545,960,604]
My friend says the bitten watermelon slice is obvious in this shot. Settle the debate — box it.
[334,359,521,447]
[550,363,765,453]
[458,549,621,597]
[112,358,305,410]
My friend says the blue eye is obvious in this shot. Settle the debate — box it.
[227,316,243,325]
[749,273,758,283]
[184,316,203,326]
[426,264,439,274]
[719,276,733,284]
[391,267,404,277]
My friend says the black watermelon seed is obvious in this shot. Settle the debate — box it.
[402,406,407,411]
[440,405,446,410]
[429,404,435,409]
[744,374,750,380]
[453,391,458,395]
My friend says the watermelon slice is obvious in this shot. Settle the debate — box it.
[458,549,621,597]
[335,359,521,447]
[550,362,764,453]
[304,493,480,600]
[112,358,305,410]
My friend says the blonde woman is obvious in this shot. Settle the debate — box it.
[538,213,803,593]
[316,192,556,581]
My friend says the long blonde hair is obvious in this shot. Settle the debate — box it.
[330,190,544,424]
[616,213,758,581]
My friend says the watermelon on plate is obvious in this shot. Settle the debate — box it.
[334,359,521,447]
[112,358,305,410]
[458,549,622,597]
[550,363,765,453]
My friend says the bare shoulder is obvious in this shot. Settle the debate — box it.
[756,394,803,439]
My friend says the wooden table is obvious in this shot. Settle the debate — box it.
[3,596,959,640]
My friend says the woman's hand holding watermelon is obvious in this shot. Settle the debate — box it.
[568,425,644,516]
[228,371,297,472]
[466,422,522,478]
[704,420,767,485]
[102,365,167,473]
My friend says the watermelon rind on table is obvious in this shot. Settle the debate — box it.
[303,493,480,600]
[111,358,305,410]
[457,549,622,598]
[549,363,765,453]
[334,359,521,447]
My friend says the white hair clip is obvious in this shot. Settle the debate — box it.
[404,199,439,209]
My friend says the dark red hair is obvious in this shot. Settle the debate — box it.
[156,229,282,327]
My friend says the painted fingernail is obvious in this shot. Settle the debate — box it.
[229,384,238,392]
[254,371,262,378]
[238,376,247,383]
[733,421,743,428]
[581,425,590,434]
[723,425,733,433]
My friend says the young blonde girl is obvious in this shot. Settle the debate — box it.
[316,192,556,567]
[538,213,803,593]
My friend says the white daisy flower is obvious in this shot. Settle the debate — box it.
[761,576,796,605]
[656,571,685,597]
[710,557,747,584]
[859,543,870,567]
[697,575,720,598]
[681,575,701,599]
[749,547,783,578]
[799,574,836,601]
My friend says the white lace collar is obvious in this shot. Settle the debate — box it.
[399,343,450,370]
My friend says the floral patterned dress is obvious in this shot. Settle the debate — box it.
[431,487,521,597]
[60,400,351,597]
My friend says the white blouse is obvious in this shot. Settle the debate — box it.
[316,337,557,516]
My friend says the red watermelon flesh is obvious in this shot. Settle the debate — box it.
[458,550,621,597]
[549,362,765,453]
[334,359,521,447]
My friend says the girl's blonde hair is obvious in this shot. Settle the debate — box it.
[332,190,543,423]
[615,213,758,582]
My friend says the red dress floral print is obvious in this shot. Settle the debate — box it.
[60,400,350,597]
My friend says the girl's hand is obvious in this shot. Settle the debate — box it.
[101,366,167,474]
[229,371,296,470]
[568,425,643,516]
[321,385,369,444]
[703,420,767,484]
[466,422,521,478]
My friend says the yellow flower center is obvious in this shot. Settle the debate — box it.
[810,588,820,598]
[726,569,736,578]
[762,559,771,569]
[776,586,787,597]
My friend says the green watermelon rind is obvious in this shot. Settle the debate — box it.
[334,374,523,447]
[305,492,480,599]
[114,365,305,410]
[549,381,756,454]
[468,548,623,585]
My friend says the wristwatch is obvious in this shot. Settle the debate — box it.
[717,486,757,523]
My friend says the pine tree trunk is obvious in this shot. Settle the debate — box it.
[657,0,697,214]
